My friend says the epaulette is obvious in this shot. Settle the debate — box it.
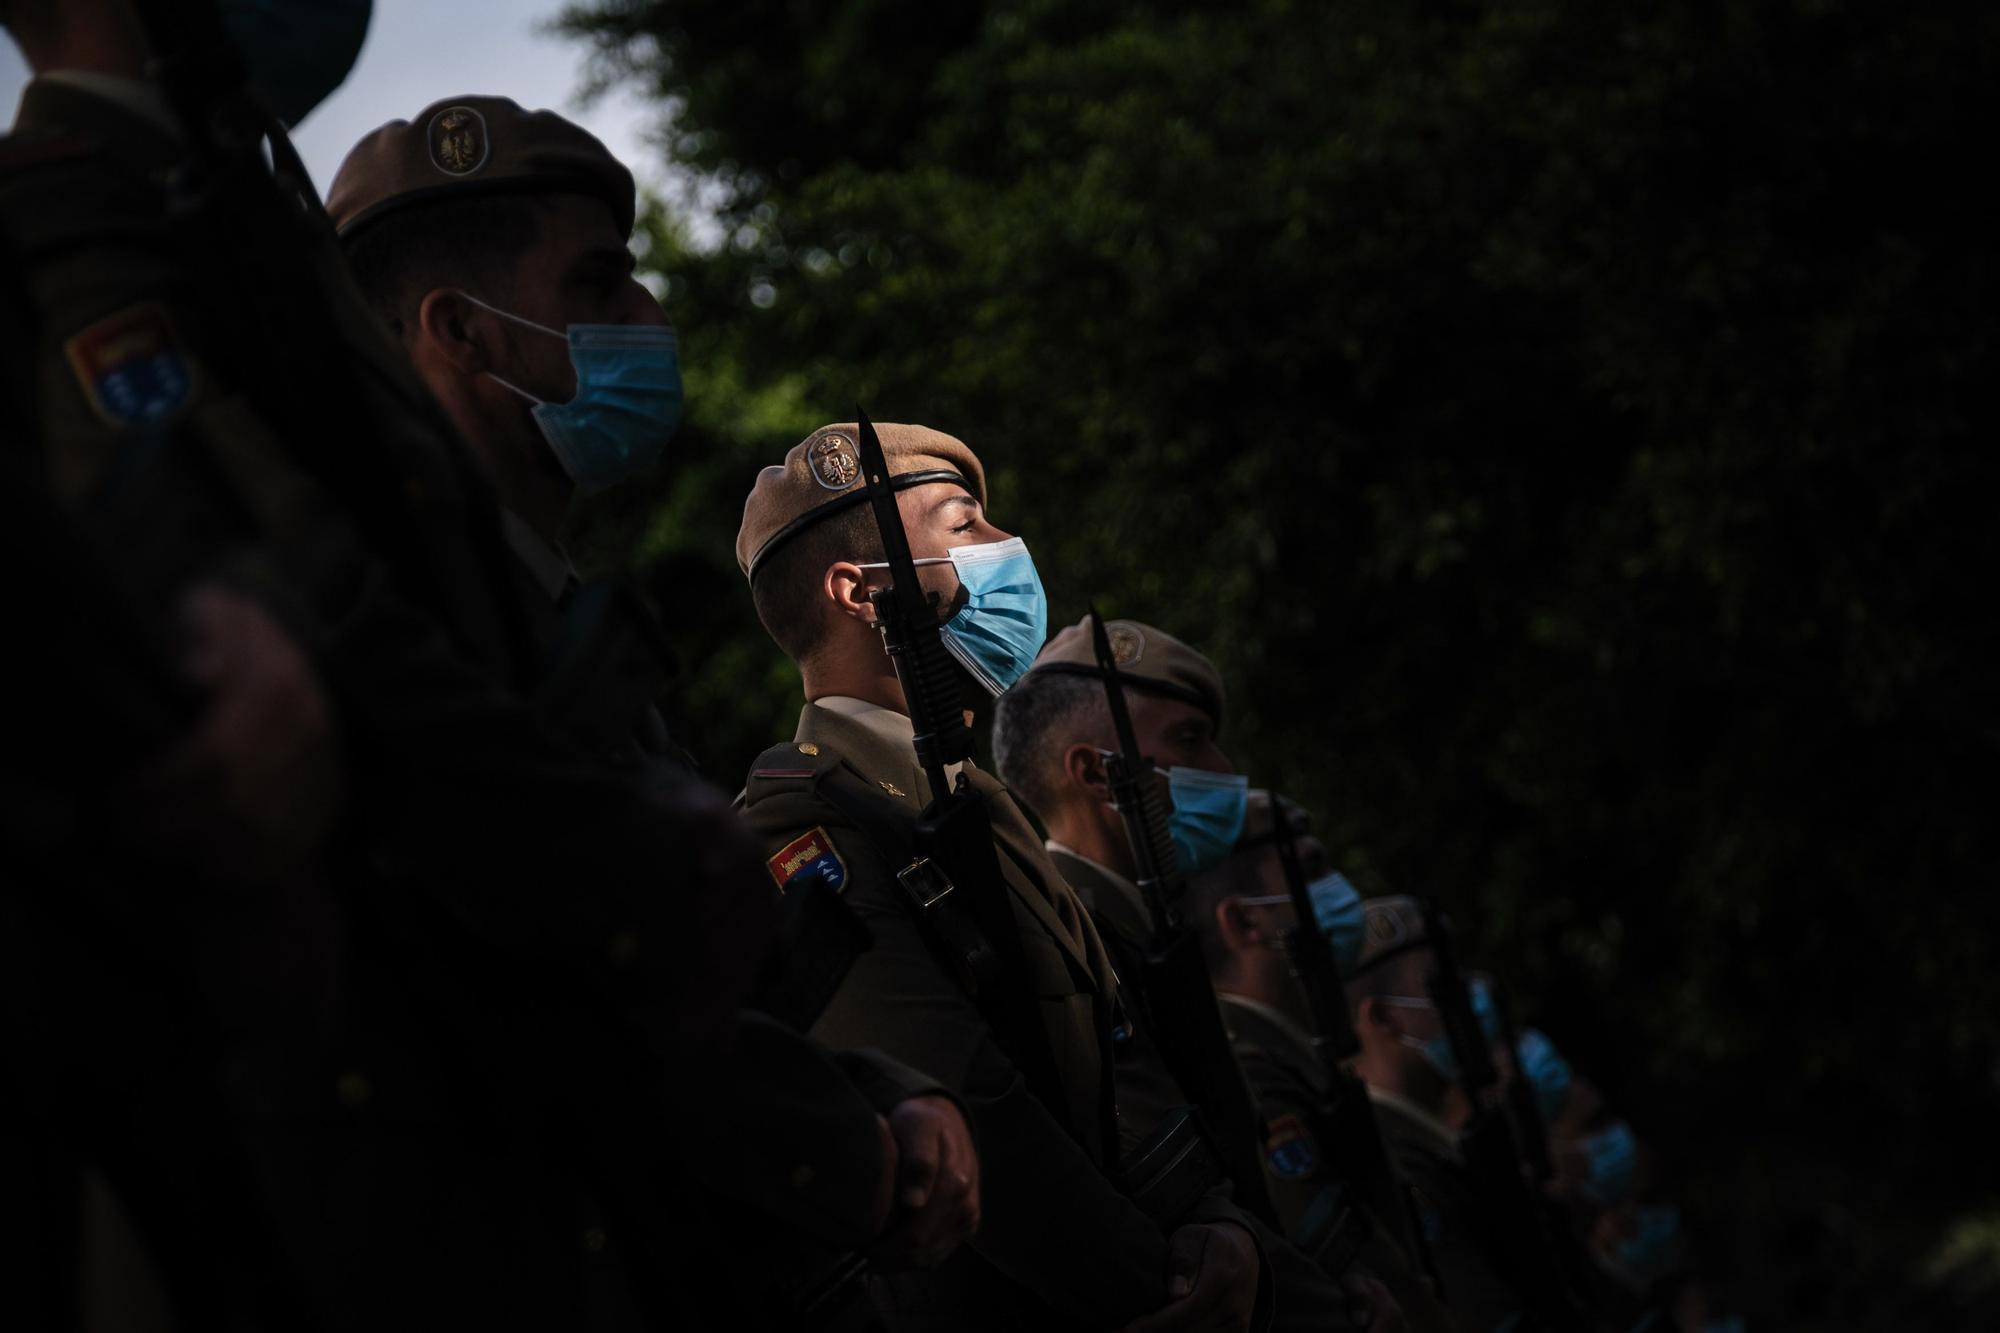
[0,130,99,178]
[743,738,844,800]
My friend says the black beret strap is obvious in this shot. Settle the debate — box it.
[747,469,967,584]
[1026,660,1214,718]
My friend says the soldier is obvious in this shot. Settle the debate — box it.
[1175,792,1373,1238]
[734,423,1400,1331]
[322,94,983,1295]
[327,94,691,766]
[0,2,947,1326]
[993,627,1447,1329]
[1347,897,1534,1333]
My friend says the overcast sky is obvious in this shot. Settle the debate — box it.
[1,1,669,196]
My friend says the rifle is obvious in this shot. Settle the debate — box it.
[1488,977,1557,1185]
[1267,798,1433,1271]
[1085,609,1280,1227]
[1420,900,1591,1331]
[851,412,1070,1124]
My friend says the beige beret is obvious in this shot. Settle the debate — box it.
[326,95,635,239]
[736,422,987,583]
[1351,894,1432,978]
[1029,617,1228,733]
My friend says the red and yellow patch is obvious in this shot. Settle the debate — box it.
[766,826,848,895]
[63,303,196,427]
[1264,1112,1320,1181]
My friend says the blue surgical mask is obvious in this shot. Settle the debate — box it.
[1378,996,1461,1084]
[1613,1203,1682,1281]
[1516,1027,1573,1122]
[937,538,1049,695]
[222,0,372,127]
[1468,976,1502,1046]
[467,294,684,495]
[1307,871,1366,973]
[1166,767,1249,873]
[1578,1120,1638,1206]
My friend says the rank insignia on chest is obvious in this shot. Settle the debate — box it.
[64,303,195,427]
[767,826,848,895]
[1264,1113,1319,1181]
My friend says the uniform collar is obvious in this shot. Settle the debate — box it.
[1044,842,1151,948]
[1216,991,1325,1072]
[499,508,579,604]
[812,695,964,792]
[15,74,183,161]
[1367,1085,1463,1163]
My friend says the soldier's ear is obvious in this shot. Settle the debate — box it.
[1061,743,1108,800]
[416,289,495,372]
[824,561,878,625]
[1214,897,1259,952]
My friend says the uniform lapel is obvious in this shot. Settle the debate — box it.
[1046,847,1153,954]
[799,704,1101,985]
[965,767,1103,982]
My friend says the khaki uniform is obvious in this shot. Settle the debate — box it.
[1369,1091,1529,1333]
[741,700,1274,1330]
[1050,848,1415,1332]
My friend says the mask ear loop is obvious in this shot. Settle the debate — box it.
[456,290,565,405]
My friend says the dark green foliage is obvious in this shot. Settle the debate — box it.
[557,2,2000,1323]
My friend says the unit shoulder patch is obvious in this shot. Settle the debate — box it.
[767,826,849,895]
[63,302,195,427]
[1264,1112,1320,1181]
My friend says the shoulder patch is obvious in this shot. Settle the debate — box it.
[767,826,849,895]
[1264,1112,1320,1181]
[63,302,195,426]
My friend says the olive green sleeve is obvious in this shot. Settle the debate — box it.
[745,783,1182,1327]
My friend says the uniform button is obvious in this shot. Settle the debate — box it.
[336,1070,371,1108]
[798,743,820,756]
[606,930,640,967]
[583,1227,608,1253]
[790,1164,816,1189]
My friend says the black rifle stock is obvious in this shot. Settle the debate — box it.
[1267,799,1430,1268]
[1420,900,1590,1331]
[852,413,1069,1125]
[1085,610,1279,1228]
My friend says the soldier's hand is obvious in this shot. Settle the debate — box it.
[137,584,343,887]
[868,1094,982,1270]
[1120,1221,1260,1332]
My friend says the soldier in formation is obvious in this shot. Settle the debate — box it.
[2,0,1731,1328]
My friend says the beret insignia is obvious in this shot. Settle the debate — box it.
[1366,903,1407,947]
[1109,622,1144,666]
[428,105,490,176]
[808,431,861,490]
[767,826,848,895]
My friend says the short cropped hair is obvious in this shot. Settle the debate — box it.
[991,669,1107,819]
[341,193,551,333]
[748,503,883,664]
